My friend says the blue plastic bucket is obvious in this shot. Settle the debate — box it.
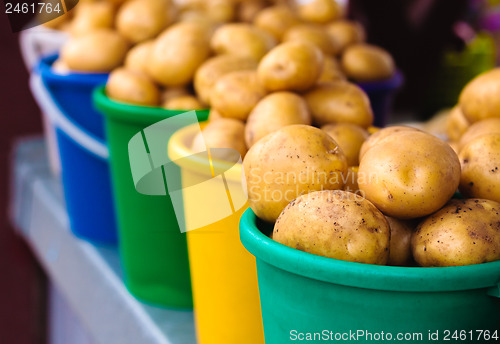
[37,54,109,139]
[357,71,404,127]
[30,65,117,245]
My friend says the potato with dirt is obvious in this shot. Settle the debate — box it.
[412,199,500,267]
[322,123,369,166]
[359,126,420,160]
[386,217,414,266]
[273,190,390,265]
[243,125,347,222]
[458,118,500,150]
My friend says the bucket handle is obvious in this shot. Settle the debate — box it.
[30,73,109,160]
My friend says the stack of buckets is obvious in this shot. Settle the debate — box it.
[29,54,499,344]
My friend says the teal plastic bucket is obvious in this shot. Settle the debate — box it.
[240,209,500,343]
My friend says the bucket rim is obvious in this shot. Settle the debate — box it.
[239,208,500,293]
[37,54,109,87]
[93,87,209,125]
[356,70,404,93]
[168,122,243,182]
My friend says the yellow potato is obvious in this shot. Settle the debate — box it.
[147,21,212,86]
[343,166,359,194]
[412,199,500,267]
[208,109,224,121]
[296,0,342,24]
[304,81,373,128]
[237,0,269,23]
[211,70,267,121]
[243,124,347,222]
[61,29,129,73]
[245,92,311,147]
[459,68,500,123]
[386,216,414,266]
[205,0,236,23]
[458,118,500,151]
[322,123,369,166]
[116,0,175,43]
[459,133,500,203]
[253,5,301,40]
[273,190,390,265]
[341,43,395,82]
[106,68,160,106]
[258,41,324,92]
[191,118,247,159]
[160,86,190,104]
[318,56,346,83]
[358,131,461,219]
[194,55,258,106]
[282,24,340,56]
[359,126,420,160]
[325,20,366,52]
[445,105,469,142]
[124,40,154,75]
[42,10,72,30]
[211,23,277,61]
[69,2,114,36]
[163,95,205,110]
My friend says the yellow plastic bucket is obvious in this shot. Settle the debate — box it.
[168,122,264,344]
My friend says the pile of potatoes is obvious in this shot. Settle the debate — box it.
[243,68,500,268]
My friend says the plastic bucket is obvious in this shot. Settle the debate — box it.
[30,73,117,244]
[168,123,264,344]
[357,71,403,127]
[38,54,109,140]
[94,88,209,308]
[240,209,500,343]
[19,27,68,70]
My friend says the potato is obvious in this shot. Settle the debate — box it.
[191,118,247,159]
[210,70,267,121]
[343,166,359,194]
[61,29,128,73]
[116,0,175,43]
[341,44,395,82]
[295,0,342,24]
[273,190,390,264]
[258,41,324,92]
[211,23,277,61]
[147,21,212,86]
[459,68,500,123]
[69,2,114,36]
[106,68,160,106]
[459,133,500,203]
[358,131,461,219]
[304,81,373,128]
[386,217,414,266]
[194,55,258,105]
[124,40,154,75]
[325,20,366,52]
[359,126,420,160]
[412,199,500,267]
[445,106,469,142]
[253,5,301,40]
[208,109,223,121]
[282,24,340,56]
[163,95,205,110]
[205,0,236,23]
[458,118,500,150]
[322,123,369,166]
[160,86,190,104]
[243,125,347,222]
[237,0,269,23]
[318,56,346,83]
[245,92,311,147]
[42,10,72,30]
[448,141,460,155]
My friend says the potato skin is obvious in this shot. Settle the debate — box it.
[163,95,205,110]
[341,44,395,82]
[282,24,340,56]
[253,5,300,41]
[343,166,359,194]
[296,0,342,24]
[258,41,324,92]
[304,81,373,128]
[124,40,154,75]
[210,70,267,121]
[194,55,258,106]
[273,190,390,265]
[412,199,500,267]
[106,68,160,106]
[191,118,247,159]
[318,56,346,83]
[245,92,311,148]
[325,20,366,52]
[243,125,347,223]
[322,123,369,166]
[386,216,414,266]
[358,131,461,219]
[459,133,500,203]
[458,118,500,151]
[445,106,469,142]
[459,68,500,123]
[359,126,419,160]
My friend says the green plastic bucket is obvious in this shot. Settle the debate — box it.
[94,87,209,308]
[240,209,500,343]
